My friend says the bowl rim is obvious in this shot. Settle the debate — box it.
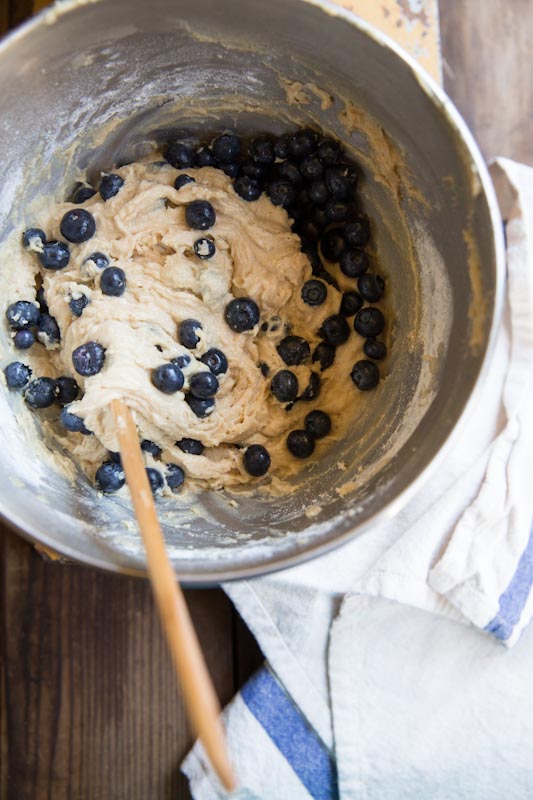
[0,0,506,585]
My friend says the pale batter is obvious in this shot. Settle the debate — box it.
[3,160,380,494]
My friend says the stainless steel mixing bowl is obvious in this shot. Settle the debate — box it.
[0,0,505,583]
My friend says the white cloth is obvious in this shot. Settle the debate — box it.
[183,159,533,799]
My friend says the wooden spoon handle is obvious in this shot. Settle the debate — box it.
[111,398,236,792]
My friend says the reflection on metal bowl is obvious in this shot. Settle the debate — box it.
[0,0,504,583]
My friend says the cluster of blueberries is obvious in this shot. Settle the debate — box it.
[164,129,386,385]
[4,126,388,488]
[158,129,387,464]
[3,181,131,415]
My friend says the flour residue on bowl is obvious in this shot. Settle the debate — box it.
[0,9,494,577]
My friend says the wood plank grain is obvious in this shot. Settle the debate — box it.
[440,0,533,165]
[0,0,8,37]
[8,0,32,28]
[1,528,234,800]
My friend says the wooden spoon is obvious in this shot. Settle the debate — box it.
[111,398,236,792]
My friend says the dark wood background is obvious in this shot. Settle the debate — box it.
[1,1,532,798]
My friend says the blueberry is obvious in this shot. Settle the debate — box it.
[299,371,321,401]
[151,363,184,393]
[174,174,196,190]
[308,179,329,206]
[37,313,60,347]
[312,342,335,371]
[317,138,342,165]
[354,307,385,338]
[185,200,216,230]
[59,406,91,434]
[60,209,96,244]
[99,173,124,201]
[325,199,352,224]
[213,133,241,163]
[320,228,345,262]
[24,377,57,408]
[146,467,164,495]
[22,228,45,251]
[244,444,271,477]
[271,370,298,403]
[69,294,90,317]
[276,160,302,184]
[324,165,351,199]
[249,137,275,165]
[221,162,240,178]
[358,274,384,302]
[166,463,185,491]
[107,451,122,465]
[178,319,202,348]
[320,314,350,345]
[240,160,266,181]
[293,218,321,243]
[72,341,106,376]
[311,206,329,233]
[267,180,296,208]
[363,338,387,360]
[287,429,315,459]
[189,371,219,399]
[200,348,228,375]
[300,156,323,181]
[295,188,311,208]
[277,336,310,366]
[141,439,162,458]
[340,291,363,317]
[340,248,368,278]
[172,354,191,369]
[71,184,96,203]
[260,362,270,377]
[95,460,125,493]
[39,240,70,271]
[351,360,380,390]
[194,146,216,167]
[224,297,260,332]
[186,394,215,418]
[100,267,126,297]
[234,175,262,202]
[274,134,291,160]
[305,410,331,439]
[344,218,370,247]
[194,237,216,259]
[301,279,327,307]
[56,376,79,404]
[288,129,318,159]
[6,301,39,330]
[84,252,109,270]
[14,329,34,349]
[4,361,32,388]
[165,140,194,169]
[343,164,359,187]
[177,438,204,455]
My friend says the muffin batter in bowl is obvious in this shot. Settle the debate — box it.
[3,137,388,496]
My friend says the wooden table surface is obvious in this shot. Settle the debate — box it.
[1,2,532,798]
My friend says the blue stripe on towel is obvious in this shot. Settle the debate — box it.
[241,667,339,800]
[485,523,533,641]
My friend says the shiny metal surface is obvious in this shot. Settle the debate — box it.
[0,0,505,583]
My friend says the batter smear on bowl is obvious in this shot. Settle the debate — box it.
[2,130,389,496]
